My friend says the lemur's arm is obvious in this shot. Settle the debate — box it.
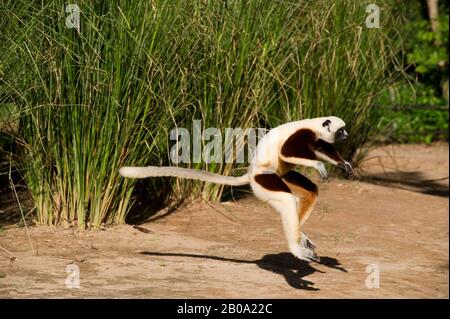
[279,129,329,179]
[313,139,354,177]
[279,128,353,179]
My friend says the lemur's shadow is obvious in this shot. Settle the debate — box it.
[140,251,347,290]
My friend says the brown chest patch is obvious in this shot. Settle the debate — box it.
[254,173,291,193]
[281,129,317,160]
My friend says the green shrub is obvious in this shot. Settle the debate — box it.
[375,2,449,145]
[376,82,449,143]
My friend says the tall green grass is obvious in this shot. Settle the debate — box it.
[1,0,405,228]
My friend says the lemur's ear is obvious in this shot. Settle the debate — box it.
[322,119,331,132]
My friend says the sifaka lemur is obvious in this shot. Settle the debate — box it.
[120,116,354,262]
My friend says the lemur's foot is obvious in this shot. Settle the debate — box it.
[290,245,321,263]
[300,233,316,250]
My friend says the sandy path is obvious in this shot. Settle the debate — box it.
[0,143,448,298]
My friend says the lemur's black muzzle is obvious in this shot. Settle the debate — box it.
[335,129,349,142]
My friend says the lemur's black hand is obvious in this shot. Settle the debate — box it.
[339,161,354,179]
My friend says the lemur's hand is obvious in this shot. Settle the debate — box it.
[339,161,354,178]
[315,162,328,181]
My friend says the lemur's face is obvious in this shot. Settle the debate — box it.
[317,116,348,144]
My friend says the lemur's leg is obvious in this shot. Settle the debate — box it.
[281,170,318,251]
[250,172,319,262]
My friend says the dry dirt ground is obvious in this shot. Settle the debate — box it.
[0,143,448,298]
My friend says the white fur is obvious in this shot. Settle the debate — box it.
[314,151,339,166]
[119,166,249,186]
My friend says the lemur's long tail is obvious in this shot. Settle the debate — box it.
[119,166,249,186]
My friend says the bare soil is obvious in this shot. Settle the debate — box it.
[0,143,448,298]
